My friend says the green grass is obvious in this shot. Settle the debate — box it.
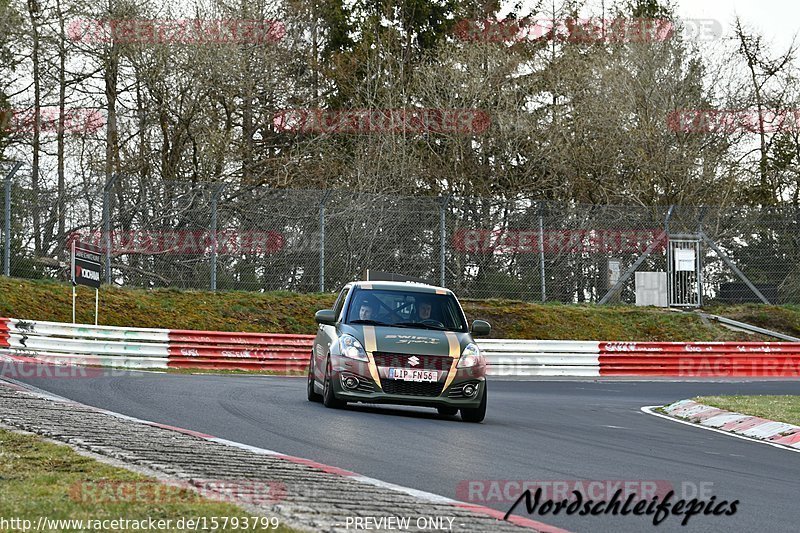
[0,428,297,532]
[0,277,779,341]
[706,304,800,338]
[694,396,800,426]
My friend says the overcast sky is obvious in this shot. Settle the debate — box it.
[677,0,799,51]
[497,0,799,54]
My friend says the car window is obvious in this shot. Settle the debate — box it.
[333,287,350,322]
[345,288,467,332]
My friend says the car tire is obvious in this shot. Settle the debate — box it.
[437,406,458,416]
[307,356,322,403]
[323,358,346,409]
[460,383,487,423]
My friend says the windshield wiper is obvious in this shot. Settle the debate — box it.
[394,321,447,331]
[348,319,392,327]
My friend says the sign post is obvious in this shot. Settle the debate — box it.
[70,240,102,324]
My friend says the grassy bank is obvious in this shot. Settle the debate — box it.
[0,428,296,532]
[706,304,800,338]
[0,277,780,341]
[694,396,800,426]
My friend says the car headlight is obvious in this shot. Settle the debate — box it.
[457,343,484,368]
[339,334,369,362]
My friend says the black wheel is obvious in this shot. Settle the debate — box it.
[437,406,458,416]
[460,383,487,423]
[323,358,346,409]
[307,356,322,403]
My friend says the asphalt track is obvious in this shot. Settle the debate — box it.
[3,364,800,533]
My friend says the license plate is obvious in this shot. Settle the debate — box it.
[387,368,439,382]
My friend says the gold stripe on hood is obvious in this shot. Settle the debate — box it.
[442,331,461,392]
[362,326,382,389]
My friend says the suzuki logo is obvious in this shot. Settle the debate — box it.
[408,356,420,366]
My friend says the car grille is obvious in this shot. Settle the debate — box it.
[372,352,453,371]
[379,379,445,397]
[447,380,482,398]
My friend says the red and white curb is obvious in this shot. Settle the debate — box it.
[0,376,567,533]
[643,399,800,452]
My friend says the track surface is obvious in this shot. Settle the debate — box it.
[4,365,800,533]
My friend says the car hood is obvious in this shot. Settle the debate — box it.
[340,324,472,357]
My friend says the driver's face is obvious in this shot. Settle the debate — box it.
[419,303,432,320]
[359,305,373,320]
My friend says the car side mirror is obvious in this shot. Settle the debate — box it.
[315,309,336,326]
[471,320,491,337]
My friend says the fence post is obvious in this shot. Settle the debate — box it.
[319,191,330,292]
[102,174,120,283]
[538,201,546,302]
[210,183,225,291]
[3,162,23,277]
[439,195,449,287]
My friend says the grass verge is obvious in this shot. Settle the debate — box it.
[0,428,297,532]
[693,395,800,426]
[0,277,770,341]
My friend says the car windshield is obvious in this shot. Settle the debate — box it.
[345,288,468,332]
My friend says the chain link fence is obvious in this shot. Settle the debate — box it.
[2,170,799,305]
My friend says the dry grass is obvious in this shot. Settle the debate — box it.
[0,277,778,341]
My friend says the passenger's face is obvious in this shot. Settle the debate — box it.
[359,305,372,320]
[419,303,432,319]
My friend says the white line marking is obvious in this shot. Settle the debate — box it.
[641,405,800,454]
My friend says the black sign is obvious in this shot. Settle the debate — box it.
[71,241,102,288]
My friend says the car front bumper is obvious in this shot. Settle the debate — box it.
[330,357,486,408]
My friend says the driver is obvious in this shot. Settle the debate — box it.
[416,297,434,321]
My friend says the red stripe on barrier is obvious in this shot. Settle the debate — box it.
[167,346,310,359]
[600,341,800,354]
[599,341,800,377]
[165,327,313,372]
[168,330,314,346]
[0,318,9,348]
[167,358,307,371]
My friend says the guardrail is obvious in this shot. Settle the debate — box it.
[599,341,800,377]
[0,318,313,372]
[1,317,798,377]
[481,339,599,377]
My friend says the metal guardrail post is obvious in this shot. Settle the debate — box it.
[439,195,449,287]
[102,174,120,283]
[3,162,23,277]
[210,183,225,291]
[538,201,546,302]
[319,191,331,292]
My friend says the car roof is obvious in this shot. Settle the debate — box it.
[345,280,453,295]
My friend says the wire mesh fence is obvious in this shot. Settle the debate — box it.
[2,173,800,305]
